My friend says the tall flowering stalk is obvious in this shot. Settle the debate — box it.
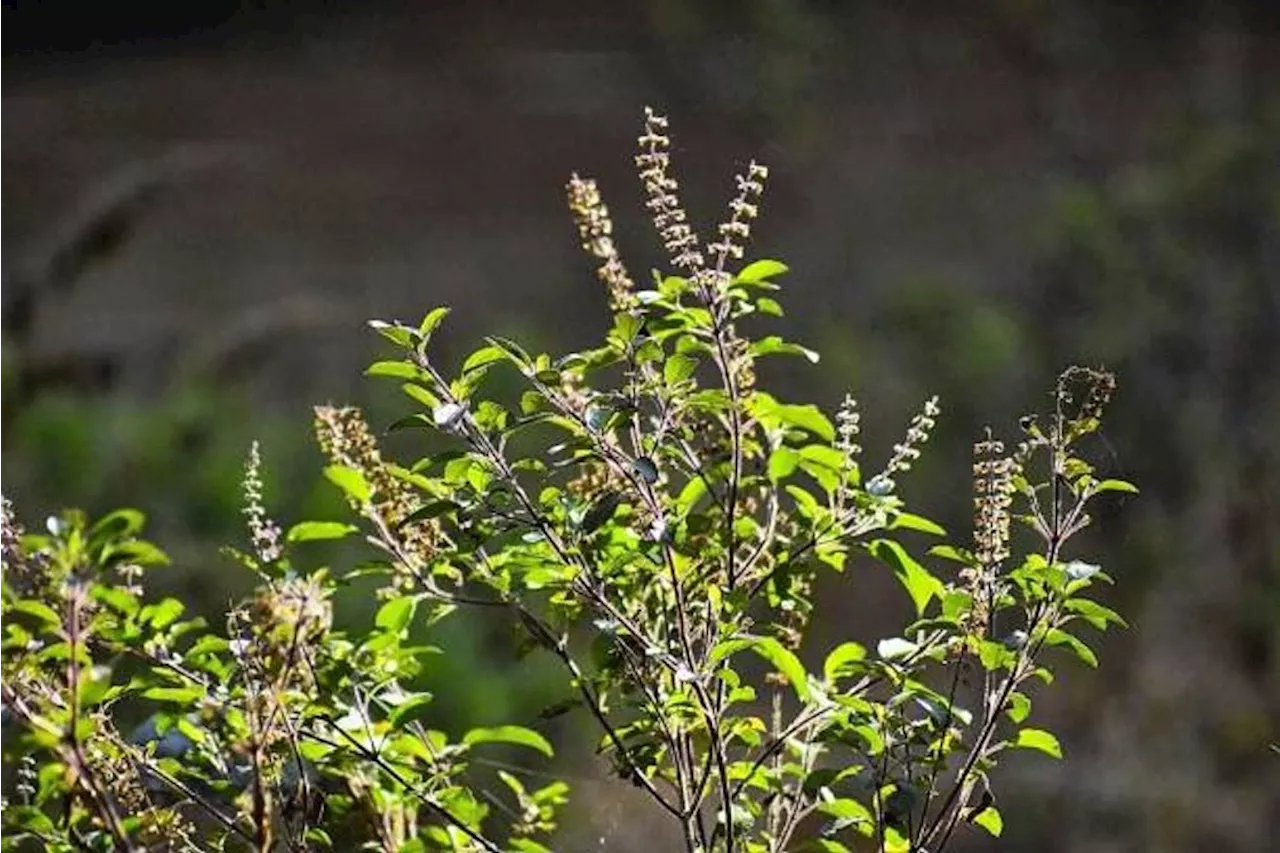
[636,106,704,273]
[566,173,636,312]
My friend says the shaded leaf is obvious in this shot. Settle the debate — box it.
[580,491,621,533]
[869,539,944,617]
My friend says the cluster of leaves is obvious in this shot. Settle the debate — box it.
[0,489,565,853]
[1,110,1132,852]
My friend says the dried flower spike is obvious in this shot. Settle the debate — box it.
[963,429,1017,640]
[972,430,1015,568]
[566,173,636,311]
[1056,366,1117,426]
[636,107,704,273]
[709,160,769,264]
[314,405,438,567]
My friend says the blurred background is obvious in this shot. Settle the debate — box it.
[3,1,1278,849]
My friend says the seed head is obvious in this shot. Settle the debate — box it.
[636,107,704,273]
[709,160,769,263]
[566,173,636,311]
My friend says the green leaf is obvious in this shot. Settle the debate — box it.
[978,640,1015,671]
[664,354,698,384]
[417,306,451,338]
[768,447,801,483]
[758,401,835,441]
[387,693,435,729]
[815,796,874,827]
[610,311,644,343]
[365,361,420,380]
[368,320,415,348]
[463,725,554,757]
[973,805,1003,837]
[462,345,507,374]
[287,521,359,543]
[398,501,460,526]
[475,401,510,433]
[869,539,944,617]
[676,478,708,515]
[304,828,334,848]
[1095,478,1139,495]
[3,805,57,835]
[485,336,534,371]
[737,259,789,283]
[324,465,373,504]
[401,382,440,409]
[9,600,62,626]
[1014,727,1062,758]
[713,636,811,702]
[89,508,147,541]
[104,539,170,568]
[749,336,820,365]
[141,598,184,630]
[798,444,845,471]
[822,642,867,682]
[1006,692,1031,724]
[889,513,946,536]
[756,296,784,316]
[1064,598,1128,630]
[1045,628,1098,667]
[186,636,230,657]
[142,686,206,704]
[376,597,418,634]
[94,585,140,617]
[77,666,113,708]
[927,544,974,565]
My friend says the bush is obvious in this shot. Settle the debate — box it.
[1,109,1131,852]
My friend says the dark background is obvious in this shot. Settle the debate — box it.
[4,2,1278,849]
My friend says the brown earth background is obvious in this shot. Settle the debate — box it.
[4,2,1278,850]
